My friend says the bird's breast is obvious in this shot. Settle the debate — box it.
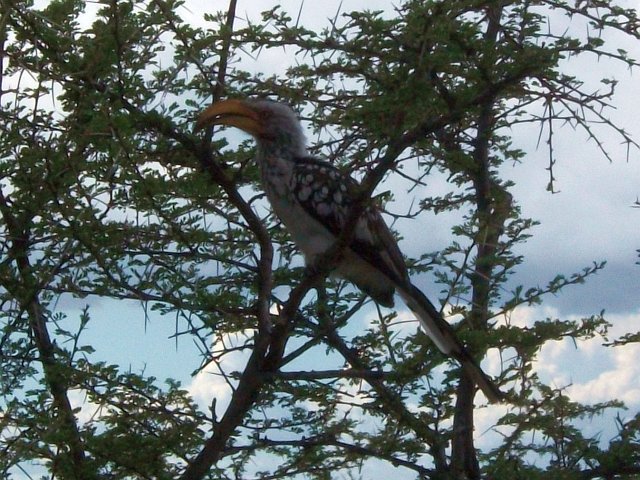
[268,194,335,259]
[258,156,332,257]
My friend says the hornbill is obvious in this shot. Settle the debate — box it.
[196,98,503,403]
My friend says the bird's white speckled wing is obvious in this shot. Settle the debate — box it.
[289,156,409,286]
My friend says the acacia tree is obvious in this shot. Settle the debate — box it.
[1,0,639,479]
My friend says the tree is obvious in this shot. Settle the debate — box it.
[1,0,639,479]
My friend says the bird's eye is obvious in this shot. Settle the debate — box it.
[258,110,272,121]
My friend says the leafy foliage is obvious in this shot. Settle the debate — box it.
[1,1,639,479]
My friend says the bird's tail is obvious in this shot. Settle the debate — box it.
[397,283,503,403]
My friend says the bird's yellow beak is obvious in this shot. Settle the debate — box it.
[195,99,265,137]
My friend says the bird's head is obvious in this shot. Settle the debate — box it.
[195,98,307,157]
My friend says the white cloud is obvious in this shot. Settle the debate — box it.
[473,311,640,452]
[475,402,512,450]
[562,310,640,406]
[567,342,640,406]
[67,389,106,427]
[531,310,640,406]
[186,329,255,416]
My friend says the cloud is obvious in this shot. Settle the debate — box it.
[68,389,105,426]
[563,310,640,407]
[475,401,512,450]
[484,305,640,407]
[531,309,640,407]
[185,330,255,416]
[474,309,640,453]
[567,342,640,406]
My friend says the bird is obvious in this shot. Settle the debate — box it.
[195,98,503,403]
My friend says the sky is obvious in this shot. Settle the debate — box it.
[30,0,640,476]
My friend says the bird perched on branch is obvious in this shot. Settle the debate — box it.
[196,98,502,403]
